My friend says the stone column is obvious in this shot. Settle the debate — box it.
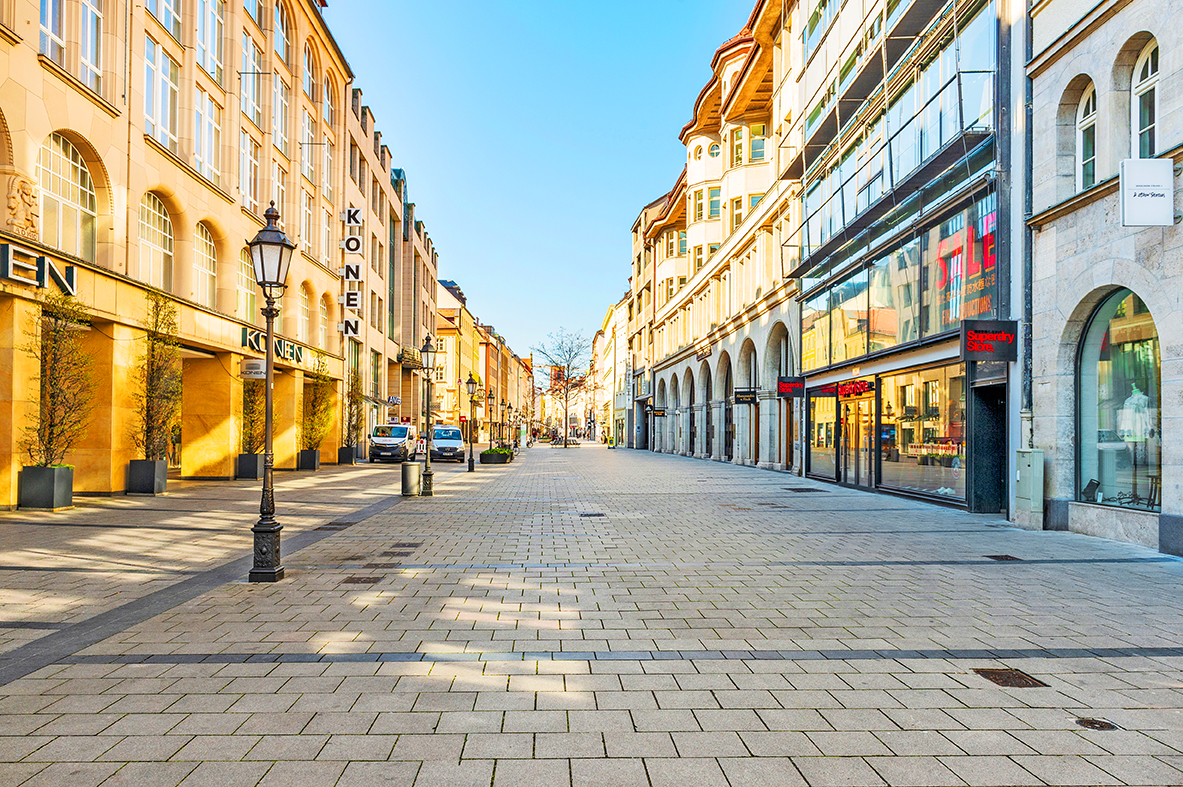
[711,400,725,461]
[693,403,707,458]
[322,377,343,462]
[273,368,303,470]
[734,401,749,465]
[180,352,243,479]
[758,390,779,470]
[73,320,138,494]
[0,295,42,507]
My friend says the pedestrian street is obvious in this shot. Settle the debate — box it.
[3,445,1183,786]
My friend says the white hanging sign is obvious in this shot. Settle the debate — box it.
[339,319,360,337]
[341,235,363,253]
[1120,158,1175,227]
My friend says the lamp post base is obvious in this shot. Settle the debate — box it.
[249,566,285,582]
[421,470,434,496]
[467,457,474,472]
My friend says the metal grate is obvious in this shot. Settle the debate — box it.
[391,542,421,548]
[985,554,1022,561]
[579,513,606,518]
[1076,718,1118,731]
[973,668,1048,688]
[316,522,352,531]
[784,488,829,493]
[340,576,382,584]
[381,551,412,557]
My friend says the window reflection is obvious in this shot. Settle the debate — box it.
[879,364,966,500]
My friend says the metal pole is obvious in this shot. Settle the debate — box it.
[250,295,283,582]
[422,371,434,496]
[468,397,476,471]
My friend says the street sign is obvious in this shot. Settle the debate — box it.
[777,376,804,398]
[341,207,363,226]
[387,395,401,405]
[960,319,1018,362]
[341,236,363,254]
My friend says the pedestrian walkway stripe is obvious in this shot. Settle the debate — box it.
[48,645,1183,665]
[286,556,1176,570]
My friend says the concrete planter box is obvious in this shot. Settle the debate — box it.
[237,454,264,479]
[337,446,356,466]
[20,466,73,510]
[480,452,511,465]
[127,459,167,495]
[298,449,320,471]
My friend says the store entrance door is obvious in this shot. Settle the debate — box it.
[841,397,874,489]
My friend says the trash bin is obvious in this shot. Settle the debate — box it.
[401,461,421,496]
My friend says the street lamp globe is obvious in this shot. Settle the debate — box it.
[465,373,477,398]
[420,334,437,370]
[248,202,296,299]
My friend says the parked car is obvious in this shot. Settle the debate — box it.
[430,425,465,462]
[369,424,416,463]
[1096,429,1132,468]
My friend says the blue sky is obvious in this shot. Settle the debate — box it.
[321,0,754,357]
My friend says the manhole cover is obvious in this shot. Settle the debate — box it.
[1076,718,1118,731]
[364,563,401,569]
[340,576,382,584]
[973,668,1048,688]
[391,542,421,548]
[784,488,828,493]
[381,551,412,557]
[985,554,1022,561]
[579,513,605,518]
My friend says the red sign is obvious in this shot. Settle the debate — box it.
[836,379,875,397]
[960,319,1018,362]
[777,376,805,398]
[459,415,467,422]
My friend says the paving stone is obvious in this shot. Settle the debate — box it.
[570,757,648,787]
[717,757,808,787]
[644,757,729,787]
[492,757,570,787]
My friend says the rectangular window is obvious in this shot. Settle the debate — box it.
[694,246,703,271]
[322,138,334,199]
[40,0,65,63]
[349,142,359,183]
[731,197,743,231]
[371,350,382,397]
[749,193,764,210]
[272,163,286,218]
[197,0,224,82]
[829,268,869,365]
[144,37,179,152]
[749,124,766,162]
[273,75,290,156]
[321,208,332,262]
[693,190,704,221]
[239,131,259,211]
[147,0,181,39]
[80,0,103,90]
[194,88,222,185]
[708,243,719,256]
[301,191,314,254]
[665,233,674,257]
[731,128,743,166]
[708,187,721,218]
[243,0,261,26]
[678,230,687,255]
[240,34,263,127]
[801,289,830,372]
[238,253,257,324]
[878,363,966,501]
[300,111,314,180]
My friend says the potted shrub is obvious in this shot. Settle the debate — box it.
[19,291,96,510]
[298,353,332,470]
[237,379,265,479]
[129,290,181,494]
[339,367,364,465]
[479,446,513,465]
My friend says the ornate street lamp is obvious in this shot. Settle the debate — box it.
[499,399,506,444]
[506,403,514,446]
[247,201,296,583]
[420,335,437,497]
[488,390,495,450]
[465,373,478,472]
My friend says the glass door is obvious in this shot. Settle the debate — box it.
[841,398,874,488]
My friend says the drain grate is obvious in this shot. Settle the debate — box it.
[985,554,1022,561]
[381,551,412,557]
[784,488,829,493]
[391,542,421,548]
[973,668,1048,688]
[316,522,352,531]
[579,513,606,518]
[363,562,401,569]
[1076,717,1118,731]
[340,576,382,584]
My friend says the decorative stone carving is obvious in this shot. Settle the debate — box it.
[6,175,38,240]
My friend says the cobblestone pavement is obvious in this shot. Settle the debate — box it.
[3,445,1183,786]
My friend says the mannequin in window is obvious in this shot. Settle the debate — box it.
[1117,383,1149,442]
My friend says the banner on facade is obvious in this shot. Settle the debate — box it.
[960,319,1018,362]
[1120,158,1174,227]
[776,376,805,398]
[734,389,758,404]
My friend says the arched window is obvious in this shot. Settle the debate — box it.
[302,43,315,99]
[139,192,174,291]
[322,78,334,126]
[319,295,329,348]
[237,247,257,324]
[194,223,217,308]
[1077,85,1097,190]
[273,2,289,64]
[38,133,98,262]
[299,285,310,342]
[1132,42,1159,158]
[1078,289,1161,511]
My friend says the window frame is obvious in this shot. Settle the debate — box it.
[1131,42,1159,159]
[139,192,175,291]
[194,223,218,308]
[38,133,98,263]
[80,0,103,90]
[194,87,222,185]
[197,0,225,83]
[144,37,180,152]
[40,0,65,64]
[1076,84,1097,191]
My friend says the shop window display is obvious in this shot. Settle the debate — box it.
[921,194,997,336]
[879,364,966,500]
[1078,289,1161,510]
[809,394,836,478]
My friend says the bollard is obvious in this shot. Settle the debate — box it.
[400,461,421,496]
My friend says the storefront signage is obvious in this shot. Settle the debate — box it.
[651,408,666,417]
[341,236,363,254]
[734,389,758,404]
[387,395,401,405]
[340,290,361,310]
[694,342,712,361]
[0,244,76,296]
[241,327,305,364]
[340,263,363,281]
[240,358,266,379]
[340,318,360,337]
[341,207,363,226]
[836,379,875,397]
[960,319,1018,362]
[777,376,805,398]
[1120,158,1174,227]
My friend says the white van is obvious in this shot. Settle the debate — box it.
[369,424,416,463]
[429,424,465,462]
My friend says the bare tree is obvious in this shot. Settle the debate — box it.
[532,328,590,448]
[342,367,365,449]
[131,290,182,462]
[300,352,334,452]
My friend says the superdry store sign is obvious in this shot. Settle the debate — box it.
[960,319,1017,362]
[777,376,805,398]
